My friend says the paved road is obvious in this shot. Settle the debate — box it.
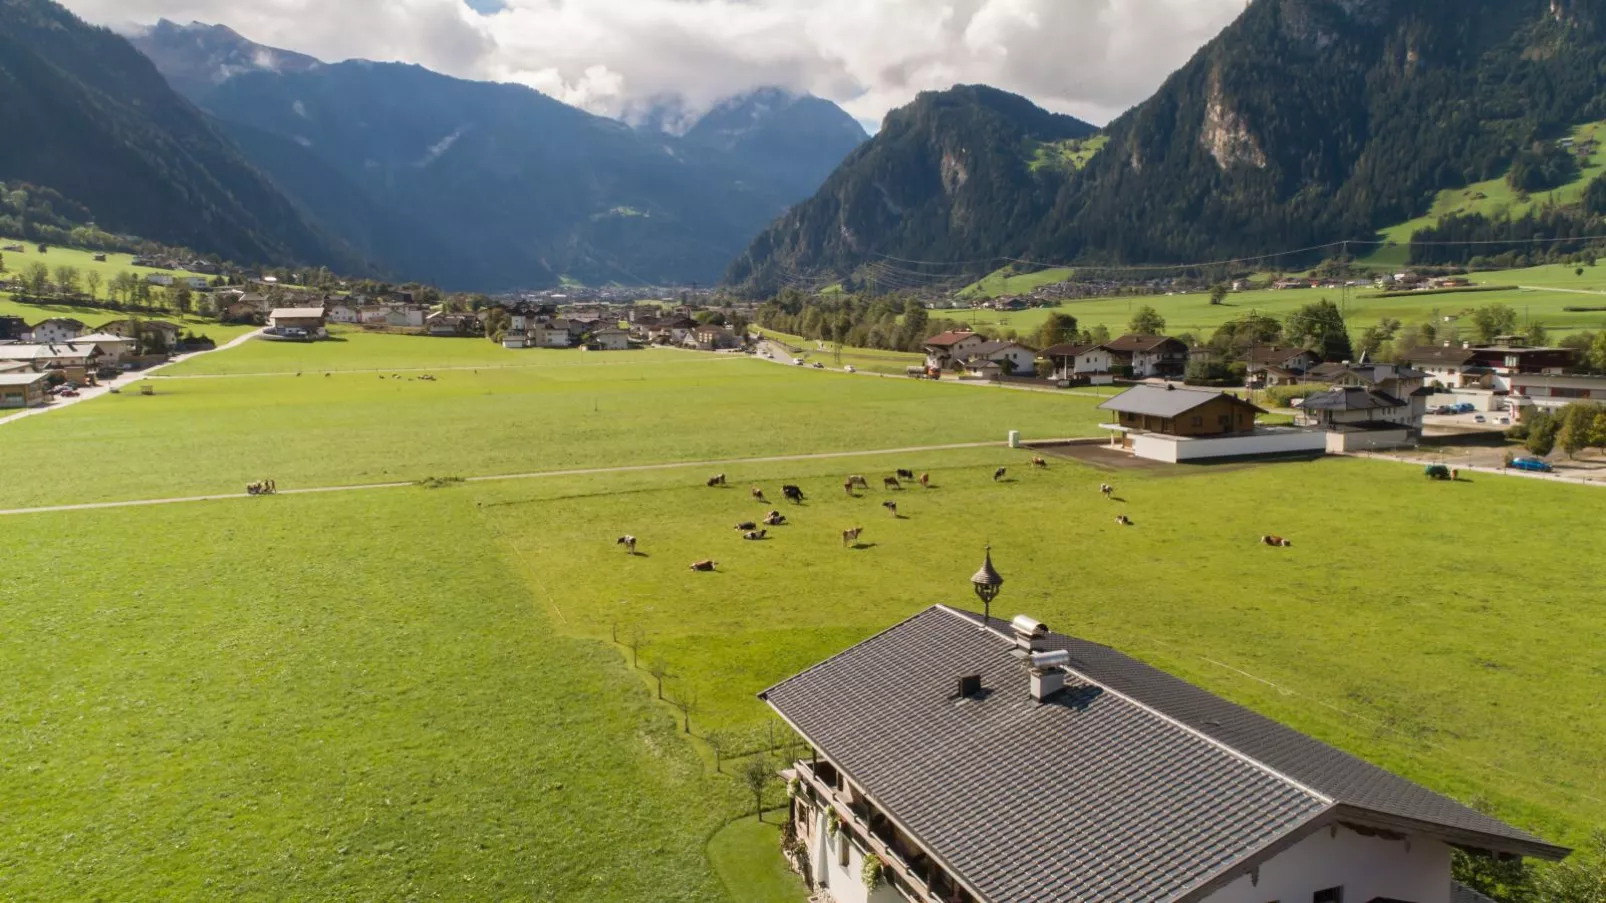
[0,438,1079,517]
[0,328,263,428]
[1344,450,1606,488]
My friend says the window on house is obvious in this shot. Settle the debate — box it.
[1218,414,1231,427]
[837,835,851,867]
[1313,888,1342,903]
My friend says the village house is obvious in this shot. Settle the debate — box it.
[591,328,631,351]
[960,340,1037,377]
[100,319,183,353]
[1041,342,1115,383]
[1507,372,1606,419]
[68,333,138,366]
[0,371,51,408]
[1103,334,1190,379]
[0,315,31,341]
[1242,345,1322,383]
[326,303,360,324]
[765,606,1566,903]
[1297,387,1421,451]
[183,276,212,291]
[501,332,528,350]
[385,307,427,329]
[1097,384,1328,462]
[268,307,329,338]
[1398,345,1478,389]
[1307,361,1431,431]
[146,273,176,287]
[923,328,987,371]
[425,312,477,337]
[684,325,739,352]
[0,342,103,378]
[531,321,573,348]
[30,318,86,344]
[649,317,699,345]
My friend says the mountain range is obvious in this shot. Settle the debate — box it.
[128,19,867,290]
[731,0,1606,293]
[0,0,358,272]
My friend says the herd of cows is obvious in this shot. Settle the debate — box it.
[614,453,1293,572]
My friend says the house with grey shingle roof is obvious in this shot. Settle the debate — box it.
[762,606,1567,903]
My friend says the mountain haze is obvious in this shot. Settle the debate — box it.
[132,22,867,289]
[732,0,1606,290]
[0,0,358,270]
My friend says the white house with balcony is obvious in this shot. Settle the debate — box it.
[763,605,1566,903]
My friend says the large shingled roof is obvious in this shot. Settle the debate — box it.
[1098,384,1265,419]
[763,606,1565,903]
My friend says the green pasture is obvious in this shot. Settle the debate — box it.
[0,490,745,901]
[0,344,1106,509]
[958,271,1606,341]
[168,328,694,376]
[0,238,213,287]
[755,327,925,375]
[473,450,1606,845]
[0,293,255,343]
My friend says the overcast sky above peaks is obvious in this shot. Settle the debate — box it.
[61,0,1247,129]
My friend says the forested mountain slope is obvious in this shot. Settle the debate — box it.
[731,0,1606,292]
[0,0,358,271]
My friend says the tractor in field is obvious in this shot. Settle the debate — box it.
[1424,464,1452,481]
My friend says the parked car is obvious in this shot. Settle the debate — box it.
[1474,415,1487,423]
[791,359,804,366]
[844,365,857,374]
[59,389,80,398]
[1511,457,1554,473]
[812,362,825,370]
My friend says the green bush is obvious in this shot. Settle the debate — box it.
[862,854,884,890]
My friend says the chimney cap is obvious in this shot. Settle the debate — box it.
[1011,614,1048,637]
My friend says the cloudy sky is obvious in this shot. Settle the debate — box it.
[60,0,1246,129]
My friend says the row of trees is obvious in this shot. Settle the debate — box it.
[5,260,210,314]
[1513,403,1606,459]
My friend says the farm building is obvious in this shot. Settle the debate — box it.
[69,334,138,365]
[0,371,50,408]
[100,319,182,352]
[764,606,1567,903]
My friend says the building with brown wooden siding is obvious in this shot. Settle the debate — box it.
[1098,384,1263,438]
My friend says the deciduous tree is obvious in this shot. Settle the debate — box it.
[1471,304,1519,343]
[742,755,772,822]
[1128,305,1166,335]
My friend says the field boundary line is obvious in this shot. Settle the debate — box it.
[0,439,1080,517]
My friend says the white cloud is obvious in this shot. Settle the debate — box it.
[63,0,1246,127]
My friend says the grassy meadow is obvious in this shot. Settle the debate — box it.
[0,239,215,287]
[954,265,1606,342]
[0,333,1106,509]
[0,294,257,343]
[3,327,1604,899]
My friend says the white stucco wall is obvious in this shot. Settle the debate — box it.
[1131,429,1327,463]
[806,808,906,903]
[1202,825,1452,903]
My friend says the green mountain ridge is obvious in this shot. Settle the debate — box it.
[0,0,363,273]
[731,0,1606,292]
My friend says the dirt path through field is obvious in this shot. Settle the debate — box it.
[0,438,1076,517]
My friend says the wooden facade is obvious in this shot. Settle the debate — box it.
[1113,394,1258,438]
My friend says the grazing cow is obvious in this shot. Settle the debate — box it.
[896,469,916,481]
[751,487,767,503]
[763,511,787,527]
[689,560,718,572]
[707,474,726,488]
[843,479,857,496]
[882,501,898,516]
[1116,515,1132,526]
[848,475,869,490]
[735,521,758,532]
[1261,535,1293,548]
[743,529,767,541]
[783,485,806,504]
[616,535,637,554]
[919,473,931,489]
[842,527,864,547]
[994,467,1007,482]
[1100,484,1114,499]
[1031,456,1047,469]
[883,477,902,491]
